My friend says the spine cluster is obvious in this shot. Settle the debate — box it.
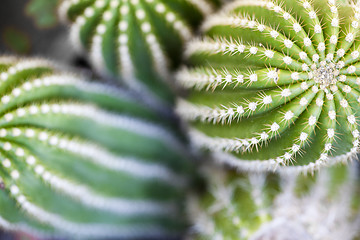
[0,57,191,239]
[177,0,360,173]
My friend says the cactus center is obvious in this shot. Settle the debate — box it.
[312,62,339,89]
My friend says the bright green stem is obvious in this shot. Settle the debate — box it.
[0,57,193,239]
[59,0,220,104]
[178,0,360,173]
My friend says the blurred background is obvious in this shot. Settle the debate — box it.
[0,0,73,61]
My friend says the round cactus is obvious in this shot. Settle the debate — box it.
[177,0,360,172]
[0,57,193,239]
[189,162,360,240]
[59,0,220,104]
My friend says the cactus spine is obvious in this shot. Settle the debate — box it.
[0,57,192,239]
[189,162,360,240]
[177,0,360,173]
[59,0,220,103]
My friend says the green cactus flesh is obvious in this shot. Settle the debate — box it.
[190,162,360,240]
[0,57,192,239]
[59,0,220,103]
[177,0,360,173]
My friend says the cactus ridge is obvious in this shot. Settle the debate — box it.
[178,0,360,173]
[59,0,219,103]
[0,57,192,239]
[191,163,360,240]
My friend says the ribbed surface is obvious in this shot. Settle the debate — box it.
[59,0,220,103]
[0,57,191,239]
[178,0,360,173]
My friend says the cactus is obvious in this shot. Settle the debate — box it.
[0,57,193,239]
[26,0,59,29]
[59,0,220,104]
[177,0,360,173]
[189,162,360,240]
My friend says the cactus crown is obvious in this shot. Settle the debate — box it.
[178,0,360,173]
[190,163,360,240]
[0,57,192,239]
[59,0,220,103]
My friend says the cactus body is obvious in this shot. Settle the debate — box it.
[0,57,192,239]
[177,0,360,172]
[59,0,220,103]
[190,162,360,240]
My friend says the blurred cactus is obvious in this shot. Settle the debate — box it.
[189,162,360,240]
[2,28,31,55]
[177,0,360,173]
[59,0,220,104]
[26,0,59,29]
[0,57,193,239]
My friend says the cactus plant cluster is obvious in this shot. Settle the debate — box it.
[174,0,360,239]
[177,0,360,173]
[59,0,220,103]
[0,0,359,239]
[189,163,360,240]
[0,57,192,239]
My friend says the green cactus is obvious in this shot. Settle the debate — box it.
[177,0,360,173]
[26,0,59,29]
[0,57,193,239]
[189,162,360,240]
[59,0,220,104]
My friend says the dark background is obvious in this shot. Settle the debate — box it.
[0,0,73,63]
